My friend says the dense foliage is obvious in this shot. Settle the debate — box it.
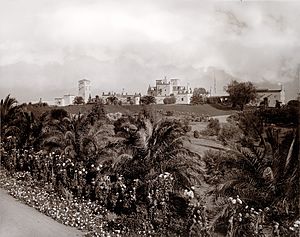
[225,80,257,111]
[0,94,206,236]
[0,94,299,237]
[74,96,85,105]
[163,96,176,104]
[203,110,299,236]
[140,95,156,105]
[190,87,208,105]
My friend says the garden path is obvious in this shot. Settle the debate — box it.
[0,189,83,237]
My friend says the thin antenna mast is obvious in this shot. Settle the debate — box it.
[213,69,216,94]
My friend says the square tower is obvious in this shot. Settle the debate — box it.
[78,79,91,103]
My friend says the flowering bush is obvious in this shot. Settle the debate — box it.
[106,113,123,122]
[0,169,111,236]
[212,195,300,237]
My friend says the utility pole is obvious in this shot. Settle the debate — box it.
[297,65,300,100]
[214,69,217,95]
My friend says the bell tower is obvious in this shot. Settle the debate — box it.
[78,79,91,103]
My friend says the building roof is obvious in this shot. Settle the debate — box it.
[78,79,90,83]
[63,94,75,97]
[256,89,282,93]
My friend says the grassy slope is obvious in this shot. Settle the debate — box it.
[27,104,234,118]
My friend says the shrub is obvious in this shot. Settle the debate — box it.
[217,123,241,145]
[166,110,174,116]
[201,118,220,136]
[194,130,200,138]
[163,96,176,104]
[202,150,230,185]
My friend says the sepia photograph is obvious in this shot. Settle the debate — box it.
[0,0,299,236]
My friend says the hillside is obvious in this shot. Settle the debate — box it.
[27,103,234,118]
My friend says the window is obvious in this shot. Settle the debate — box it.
[182,98,184,101]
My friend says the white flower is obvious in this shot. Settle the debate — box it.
[231,199,237,204]
[188,191,194,198]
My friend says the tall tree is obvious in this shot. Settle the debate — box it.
[0,94,19,127]
[190,88,208,105]
[225,80,257,110]
[0,95,37,148]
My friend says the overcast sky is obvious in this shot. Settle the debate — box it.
[0,0,299,102]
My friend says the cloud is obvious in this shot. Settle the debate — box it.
[0,0,299,102]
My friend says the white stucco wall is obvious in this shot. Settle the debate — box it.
[156,84,172,96]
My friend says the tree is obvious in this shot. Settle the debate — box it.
[109,116,205,192]
[0,95,37,149]
[190,88,208,105]
[95,95,104,104]
[140,95,156,105]
[1,94,19,127]
[38,109,71,152]
[225,80,257,111]
[163,96,176,104]
[101,117,205,234]
[73,96,85,105]
[209,111,299,235]
[106,96,118,105]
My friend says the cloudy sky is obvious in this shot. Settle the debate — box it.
[0,0,299,102]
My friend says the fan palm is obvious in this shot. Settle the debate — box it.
[212,127,299,235]
[1,95,38,148]
[104,117,205,191]
[39,109,71,152]
[0,94,19,126]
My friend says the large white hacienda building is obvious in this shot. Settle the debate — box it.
[147,77,193,104]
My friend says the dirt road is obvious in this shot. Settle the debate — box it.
[0,189,83,237]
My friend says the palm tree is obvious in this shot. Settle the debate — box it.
[0,94,19,126]
[211,126,299,235]
[40,104,108,161]
[38,108,71,152]
[108,117,205,187]
[1,95,38,148]
[97,116,206,235]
